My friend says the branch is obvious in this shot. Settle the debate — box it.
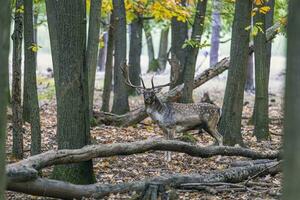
[7,161,281,199]
[6,139,280,183]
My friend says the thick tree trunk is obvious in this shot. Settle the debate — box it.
[158,27,169,72]
[181,0,208,103]
[111,0,129,114]
[101,15,114,112]
[209,0,221,67]
[24,0,41,156]
[97,31,108,72]
[0,0,11,196]
[170,12,188,88]
[128,17,143,95]
[12,0,24,159]
[45,0,95,184]
[144,22,158,72]
[253,2,270,141]
[87,0,102,116]
[283,0,300,198]
[218,0,251,146]
[245,53,254,92]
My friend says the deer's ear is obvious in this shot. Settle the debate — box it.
[154,88,163,93]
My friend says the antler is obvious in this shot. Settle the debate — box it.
[121,62,145,89]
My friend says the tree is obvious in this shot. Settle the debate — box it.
[283,0,300,198]
[170,0,188,89]
[128,17,143,95]
[158,26,169,72]
[87,0,102,116]
[23,0,41,156]
[218,0,251,146]
[144,21,158,72]
[0,0,11,196]
[181,0,208,103]
[245,52,254,92]
[101,14,114,112]
[111,0,130,114]
[253,0,272,141]
[12,0,24,159]
[210,0,221,67]
[45,0,95,184]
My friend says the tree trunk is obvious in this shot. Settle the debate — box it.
[218,0,251,146]
[283,0,300,198]
[181,0,208,103]
[101,15,114,112]
[97,31,108,72]
[12,0,24,159]
[128,17,143,95]
[158,27,169,72]
[170,0,188,89]
[0,0,11,196]
[245,52,254,92]
[45,0,95,184]
[24,0,41,155]
[253,1,270,141]
[209,0,221,67]
[111,0,129,114]
[144,21,158,72]
[87,0,102,116]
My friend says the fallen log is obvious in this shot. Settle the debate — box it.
[7,161,281,199]
[6,139,280,183]
[94,19,285,127]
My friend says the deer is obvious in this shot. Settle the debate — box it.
[121,65,223,161]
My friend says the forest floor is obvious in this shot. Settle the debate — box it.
[5,74,284,200]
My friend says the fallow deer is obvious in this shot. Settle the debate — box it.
[121,65,223,161]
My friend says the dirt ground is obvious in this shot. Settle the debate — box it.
[5,72,284,199]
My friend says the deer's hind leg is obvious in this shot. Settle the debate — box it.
[203,127,223,146]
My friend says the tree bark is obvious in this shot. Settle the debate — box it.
[87,0,102,117]
[111,0,130,114]
[218,0,251,146]
[283,0,300,198]
[12,0,24,159]
[0,0,11,197]
[170,1,188,89]
[253,1,270,141]
[181,0,208,103]
[245,52,254,92]
[24,0,42,156]
[97,31,108,71]
[128,17,143,95]
[7,161,280,199]
[101,15,114,112]
[144,21,158,72]
[210,0,221,67]
[158,27,169,72]
[45,0,95,184]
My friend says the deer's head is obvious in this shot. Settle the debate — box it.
[121,63,169,105]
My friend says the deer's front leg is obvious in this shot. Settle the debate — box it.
[164,129,175,162]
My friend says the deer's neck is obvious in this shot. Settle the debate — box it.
[145,96,167,115]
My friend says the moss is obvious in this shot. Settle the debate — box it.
[147,59,159,73]
[90,117,97,127]
[178,133,198,144]
[51,162,96,184]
